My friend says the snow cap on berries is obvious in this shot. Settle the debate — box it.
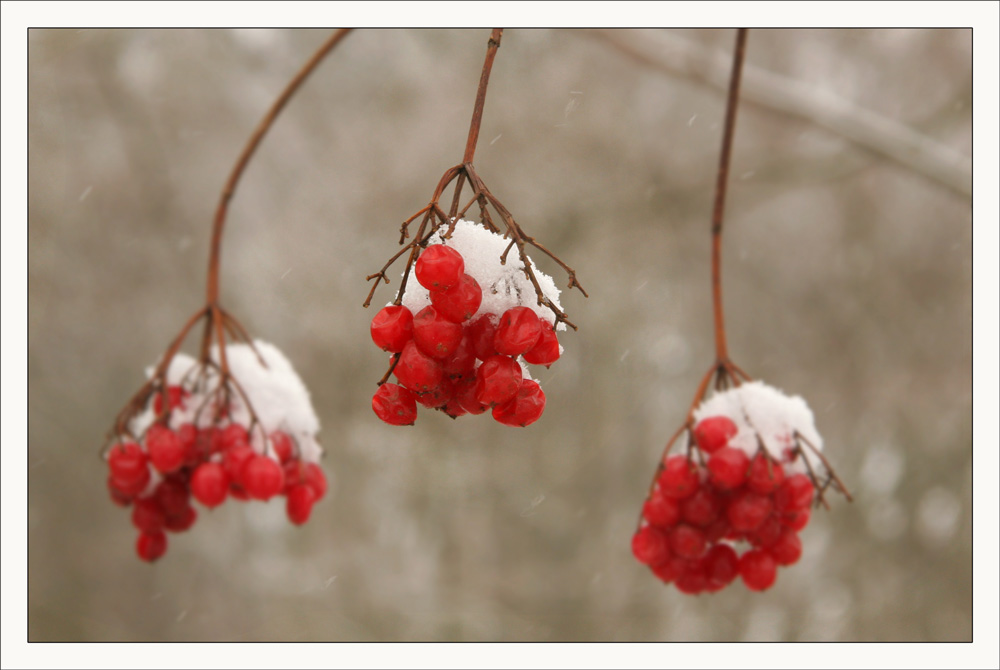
[692,380,823,476]
[400,219,566,331]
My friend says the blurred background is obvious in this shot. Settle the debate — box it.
[27,28,971,642]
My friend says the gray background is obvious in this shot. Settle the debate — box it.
[27,28,971,642]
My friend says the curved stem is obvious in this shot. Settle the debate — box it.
[206,28,353,304]
[710,28,747,363]
[463,29,503,165]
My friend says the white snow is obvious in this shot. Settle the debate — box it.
[399,219,566,331]
[692,380,824,476]
[128,340,322,463]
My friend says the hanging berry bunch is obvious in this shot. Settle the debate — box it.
[364,29,586,427]
[631,30,851,594]
[103,30,352,562]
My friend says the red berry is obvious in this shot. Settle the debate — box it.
[416,377,455,409]
[145,425,185,474]
[707,447,750,490]
[176,423,200,466]
[163,506,197,532]
[669,524,707,560]
[412,305,463,360]
[631,526,670,566]
[494,307,543,357]
[693,416,738,454]
[191,462,229,508]
[108,478,134,507]
[440,335,477,378]
[746,453,785,495]
[467,313,499,360]
[492,379,546,427]
[415,244,465,292]
[110,467,150,497]
[153,385,188,415]
[775,474,815,512]
[217,424,249,452]
[781,507,812,531]
[107,442,148,486]
[703,544,740,592]
[474,355,523,406]
[286,484,317,525]
[704,518,730,544]
[739,549,777,591]
[270,431,295,463]
[658,455,700,500]
[454,374,489,415]
[430,273,482,323]
[651,558,680,584]
[304,462,327,500]
[747,515,783,548]
[131,497,166,534]
[642,488,682,528]
[522,320,560,366]
[223,444,254,487]
[394,340,444,393]
[370,305,414,353]
[727,491,774,532]
[372,383,419,425]
[674,560,708,595]
[136,530,168,562]
[769,530,803,565]
[680,486,722,527]
[154,477,191,519]
[242,455,284,501]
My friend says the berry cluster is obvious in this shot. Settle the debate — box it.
[370,222,566,428]
[106,342,326,562]
[633,381,831,594]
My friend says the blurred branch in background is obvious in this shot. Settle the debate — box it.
[586,29,972,198]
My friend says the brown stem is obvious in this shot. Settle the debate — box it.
[205,28,352,305]
[463,29,503,165]
[710,28,748,363]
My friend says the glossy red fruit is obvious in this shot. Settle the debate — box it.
[631,525,670,566]
[642,488,682,527]
[769,530,802,565]
[703,544,740,592]
[658,455,700,500]
[107,442,148,486]
[415,377,455,409]
[474,355,523,406]
[146,425,185,474]
[467,314,499,361]
[746,453,785,495]
[727,491,774,532]
[782,507,811,531]
[372,383,418,425]
[191,462,229,508]
[153,385,188,415]
[415,244,465,292]
[494,307,542,357]
[440,335,477,378]
[430,273,482,323]
[163,506,198,532]
[216,424,249,452]
[522,320,560,366]
[674,560,708,595]
[454,374,489,415]
[669,524,707,560]
[108,478,134,507]
[136,530,168,562]
[412,305,463,360]
[775,473,815,512]
[286,484,317,525]
[651,558,680,584]
[131,497,166,533]
[270,431,295,463]
[242,455,285,501]
[110,466,150,497]
[394,340,444,393]
[304,462,327,500]
[739,549,777,591]
[223,444,255,488]
[708,447,750,490]
[176,423,200,466]
[154,477,191,519]
[680,486,722,527]
[693,416,738,454]
[492,379,546,427]
[370,305,414,353]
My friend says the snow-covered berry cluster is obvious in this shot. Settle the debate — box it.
[370,219,565,428]
[633,381,826,594]
[105,341,327,562]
